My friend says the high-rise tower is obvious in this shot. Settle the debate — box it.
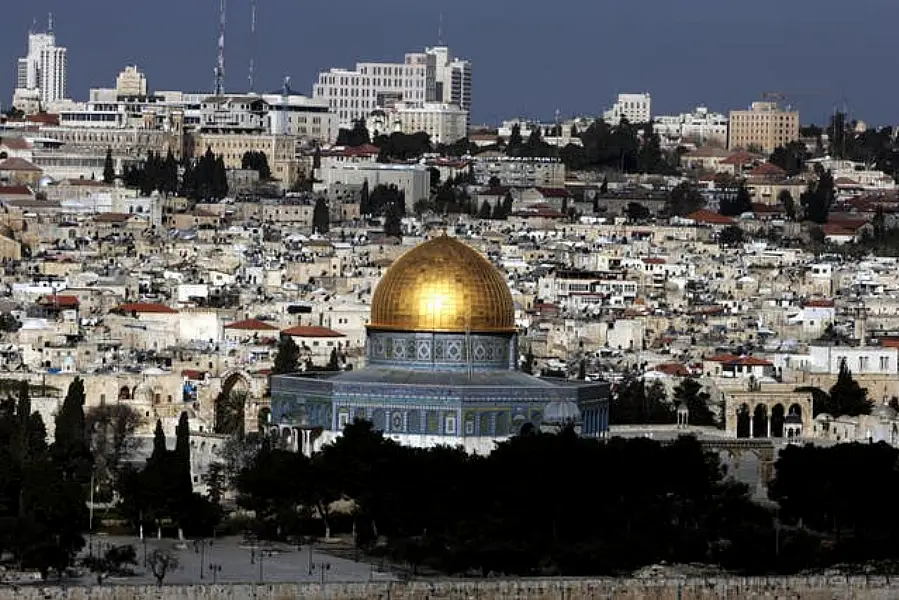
[13,14,68,108]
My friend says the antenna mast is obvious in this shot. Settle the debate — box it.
[48,12,54,34]
[438,11,444,45]
[249,0,257,93]
[214,0,226,95]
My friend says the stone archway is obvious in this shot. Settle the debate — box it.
[770,404,785,438]
[752,404,768,438]
[214,372,251,435]
[736,403,751,438]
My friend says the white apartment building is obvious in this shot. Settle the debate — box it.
[653,106,728,146]
[115,65,148,96]
[13,20,68,109]
[603,93,651,125]
[366,102,467,145]
[315,161,430,212]
[312,46,471,128]
[263,94,339,143]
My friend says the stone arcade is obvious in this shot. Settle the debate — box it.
[271,235,610,454]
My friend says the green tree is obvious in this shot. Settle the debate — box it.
[769,141,808,177]
[673,378,715,426]
[273,335,301,375]
[53,377,92,483]
[312,197,329,234]
[665,182,705,217]
[720,183,752,216]
[478,200,492,219]
[383,202,402,238]
[828,361,872,417]
[779,189,796,220]
[103,148,115,184]
[718,225,745,247]
[508,123,523,148]
[801,167,835,224]
[328,347,340,371]
[626,202,650,221]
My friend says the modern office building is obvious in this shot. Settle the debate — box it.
[13,17,68,109]
[728,101,800,153]
[312,46,471,128]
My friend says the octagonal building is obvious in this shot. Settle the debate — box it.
[271,235,610,454]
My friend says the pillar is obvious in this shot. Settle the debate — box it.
[767,413,771,438]
[749,412,754,438]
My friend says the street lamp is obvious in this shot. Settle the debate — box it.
[194,539,211,579]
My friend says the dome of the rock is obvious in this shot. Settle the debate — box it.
[369,235,515,333]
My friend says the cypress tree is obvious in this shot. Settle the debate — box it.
[174,412,192,497]
[151,419,166,462]
[103,148,115,184]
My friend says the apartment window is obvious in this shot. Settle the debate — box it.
[445,415,456,435]
[859,356,869,372]
[880,356,890,371]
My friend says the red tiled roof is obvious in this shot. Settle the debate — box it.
[720,151,756,166]
[0,185,33,197]
[117,302,178,314]
[0,137,31,150]
[642,257,666,264]
[686,209,735,225]
[705,354,741,363]
[748,162,787,177]
[94,212,132,223]
[37,295,79,308]
[803,299,835,308]
[341,144,380,157]
[25,113,59,126]
[225,318,278,331]
[536,187,572,198]
[725,356,773,367]
[282,325,345,338]
[182,369,207,380]
[652,363,691,377]
[0,157,41,172]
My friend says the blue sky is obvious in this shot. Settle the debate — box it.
[0,0,895,126]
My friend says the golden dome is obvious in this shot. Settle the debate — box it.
[370,236,515,333]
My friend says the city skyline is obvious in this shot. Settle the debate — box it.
[0,0,895,126]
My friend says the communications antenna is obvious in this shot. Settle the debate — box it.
[438,11,444,45]
[214,0,226,95]
[282,76,291,136]
[249,0,257,92]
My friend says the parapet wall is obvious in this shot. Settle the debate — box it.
[5,576,899,600]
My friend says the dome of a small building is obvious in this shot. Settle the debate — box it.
[543,398,581,424]
[872,403,897,420]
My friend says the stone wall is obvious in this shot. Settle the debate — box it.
[6,577,899,600]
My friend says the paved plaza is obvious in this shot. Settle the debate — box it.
[75,535,398,586]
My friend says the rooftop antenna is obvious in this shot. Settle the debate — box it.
[48,12,53,34]
[248,0,257,93]
[214,0,226,96]
[438,11,444,45]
